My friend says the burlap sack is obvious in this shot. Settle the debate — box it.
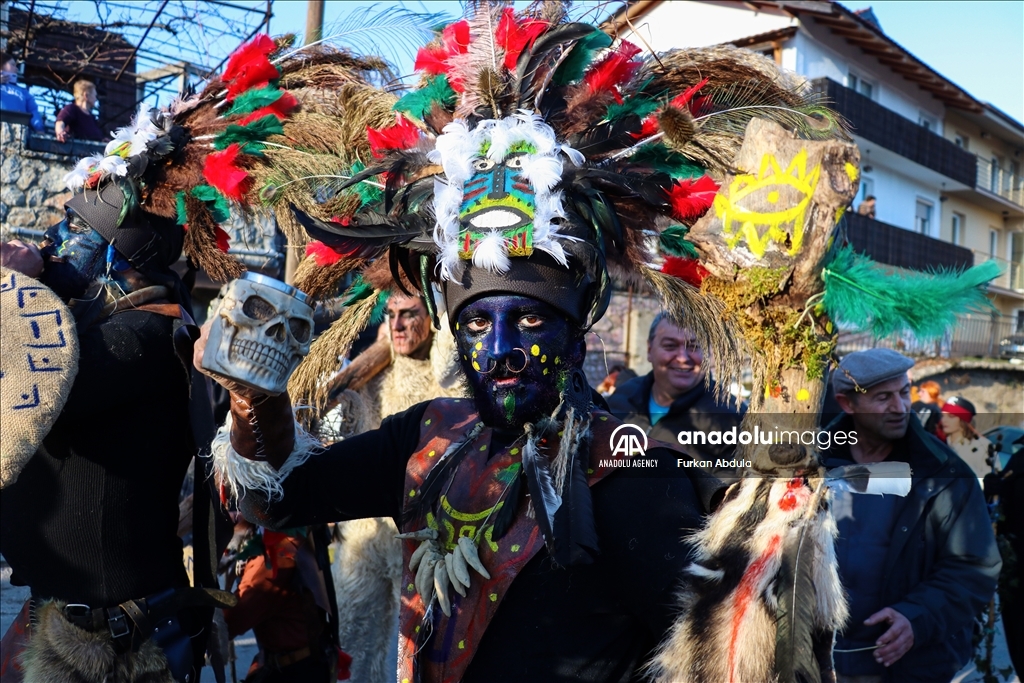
[1,267,79,488]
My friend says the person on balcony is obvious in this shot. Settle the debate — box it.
[0,54,43,132]
[55,80,104,142]
[857,194,877,219]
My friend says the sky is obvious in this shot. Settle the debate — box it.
[266,0,1024,124]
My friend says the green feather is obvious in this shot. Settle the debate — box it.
[660,225,700,258]
[213,115,285,155]
[341,276,374,306]
[393,75,456,119]
[175,191,187,226]
[822,246,1000,339]
[348,161,383,207]
[630,144,706,179]
[191,185,232,223]
[369,290,389,325]
[606,93,659,122]
[226,86,283,116]
[552,29,612,86]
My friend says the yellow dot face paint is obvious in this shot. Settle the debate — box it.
[530,344,540,356]
[554,357,560,364]
[540,354,547,363]
[475,342,483,350]
[472,361,481,371]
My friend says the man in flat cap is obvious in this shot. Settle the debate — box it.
[822,348,1000,683]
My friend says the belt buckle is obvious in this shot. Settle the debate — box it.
[107,610,131,639]
[64,604,91,619]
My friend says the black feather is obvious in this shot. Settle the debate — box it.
[515,22,596,107]
[774,514,825,683]
[289,205,423,260]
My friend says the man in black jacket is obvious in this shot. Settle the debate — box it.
[823,348,1000,683]
[607,312,744,465]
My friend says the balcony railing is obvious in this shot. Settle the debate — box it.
[843,212,974,272]
[976,157,1024,206]
[972,251,1024,292]
[837,312,1020,359]
[811,78,977,187]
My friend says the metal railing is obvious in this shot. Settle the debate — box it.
[976,157,1024,206]
[972,251,1024,292]
[836,312,1020,358]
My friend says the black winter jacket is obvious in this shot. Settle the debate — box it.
[824,414,1001,683]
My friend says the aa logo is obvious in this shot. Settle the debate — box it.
[609,424,648,457]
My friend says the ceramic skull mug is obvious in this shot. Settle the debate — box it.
[203,272,314,395]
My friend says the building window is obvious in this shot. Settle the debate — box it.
[914,200,932,235]
[951,213,964,245]
[918,113,938,132]
[990,229,999,258]
[848,71,875,99]
[954,133,969,149]
[859,176,875,203]
[991,157,1001,192]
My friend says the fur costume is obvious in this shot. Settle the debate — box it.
[21,601,174,683]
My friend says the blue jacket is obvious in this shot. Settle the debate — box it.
[824,415,1001,682]
[0,81,43,131]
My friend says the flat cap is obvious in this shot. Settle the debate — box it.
[833,348,914,394]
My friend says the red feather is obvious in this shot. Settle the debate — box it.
[495,8,548,69]
[668,175,719,221]
[305,240,344,267]
[662,255,710,287]
[203,144,250,202]
[584,40,642,100]
[669,77,709,110]
[367,115,420,158]
[414,45,451,75]
[631,115,660,139]
[225,59,281,100]
[215,227,232,253]
[442,20,470,55]
[222,34,275,83]
[238,91,298,126]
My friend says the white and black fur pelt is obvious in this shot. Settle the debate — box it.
[649,474,847,683]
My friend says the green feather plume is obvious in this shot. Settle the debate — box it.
[347,161,383,207]
[606,93,659,123]
[552,29,612,86]
[176,185,230,225]
[822,246,1000,339]
[226,86,283,116]
[214,115,285,155]
[341,275,374,306]
[630,144,706,179]
[659,225,700,258]
[394,75,456,119]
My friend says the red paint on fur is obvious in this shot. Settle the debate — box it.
[495,8,549,69]
[667,174,719,221]
[779,478,810,511]
[203,144,249,201]
[367,115,420,158]
[728,534,782,682]
[237,91,298,126]
[583,41,642,97]
[661,256,709,286]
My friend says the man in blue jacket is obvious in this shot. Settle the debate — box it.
[1,54,43,132]
[824,348,1000,683]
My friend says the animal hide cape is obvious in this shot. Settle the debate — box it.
[21,600,175,683]
[648,476,847,683]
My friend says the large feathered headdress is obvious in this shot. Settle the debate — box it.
[284,3,852,413]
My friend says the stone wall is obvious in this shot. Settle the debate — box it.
[0,122,106,238]
[911,359,1024,432]
[582,289,664,386]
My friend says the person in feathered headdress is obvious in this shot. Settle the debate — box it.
[180,3,998,682]
[0,33,393,683]
[190,4,862,682]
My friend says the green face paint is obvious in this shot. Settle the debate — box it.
[504,391,516,423]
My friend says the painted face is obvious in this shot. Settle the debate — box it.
[456,295,584,430]
[39,211,111,300]
[386,293,433,359]
[458,143,537,258]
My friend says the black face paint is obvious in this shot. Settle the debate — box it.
[456,295,584,429]
[39,214,110,300]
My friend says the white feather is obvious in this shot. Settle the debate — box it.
[520,154,562,193]
[471,231,510,273]
[104,127,134,156]
[439,240,463,280]
[97,156,129,177]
